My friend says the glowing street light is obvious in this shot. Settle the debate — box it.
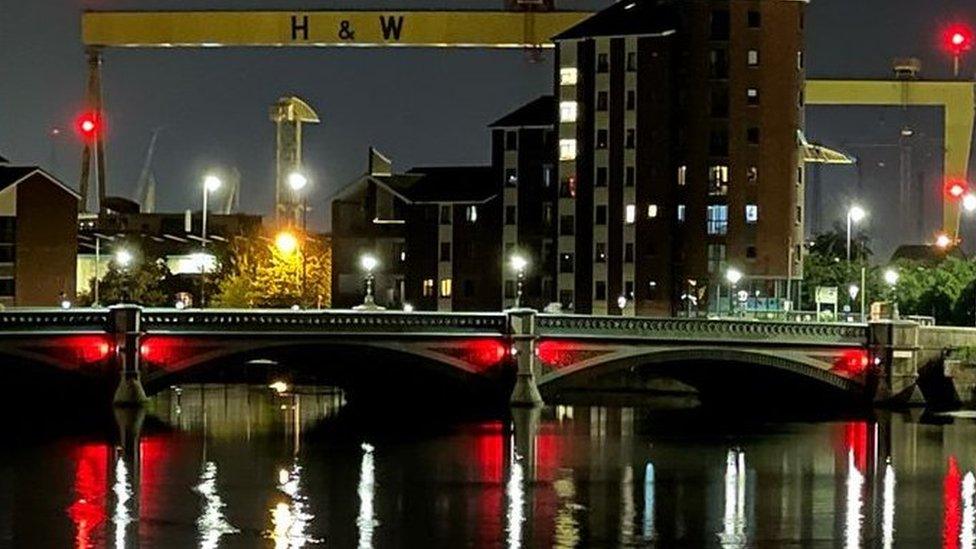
[509,254,528,308]
[964,193,976,212]
[287,171,308,191]
[114,248,133,268]
[884,268,899,287]
[275,231,299,255]
[360,254,379,273]
[846,205,866,263]
[353,253,385,311]
[936,232,954,249]
[725,268,743,317]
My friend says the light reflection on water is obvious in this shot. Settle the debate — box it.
[13,385,976,546]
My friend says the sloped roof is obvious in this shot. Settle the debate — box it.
[554,0,679,40]
[0,166,81,199]
[372,166,497,204]
[489,96,555,128]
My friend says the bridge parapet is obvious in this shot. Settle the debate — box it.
[537,315,867,346]
[0,309,110,333]
[141,309,508,336]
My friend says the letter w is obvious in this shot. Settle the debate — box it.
[379,16,404,40]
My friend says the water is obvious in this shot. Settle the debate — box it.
[1,385,975,547]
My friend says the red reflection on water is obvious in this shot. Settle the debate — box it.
[945,455,962,549]
[474,421,505,483]
[139,436,167,526]
[67,443,108,549]
[844,422,868,472]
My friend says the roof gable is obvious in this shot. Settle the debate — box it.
[489,96,555,128]
[553,0,680,40]
[0,166,81,200]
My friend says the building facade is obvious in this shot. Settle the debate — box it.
[553,0,806,315]
[332,150,502,311]
[0,163,79,307]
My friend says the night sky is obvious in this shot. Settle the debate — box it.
[2,0,975,258]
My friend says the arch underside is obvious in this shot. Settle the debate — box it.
[539,346,864,396]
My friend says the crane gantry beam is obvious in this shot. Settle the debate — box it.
[82,11,592,48]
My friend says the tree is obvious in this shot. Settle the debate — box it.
[87,257,172,306]
[212,232,332,308]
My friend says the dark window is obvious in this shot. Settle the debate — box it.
[597,92,608,111]
[505,131,518,150]
[710,10,730,40]
[559,253,574,273]
[0,218,15,244]
[505,168,518,187]
[559,289,573,308]
[747,88,759,106]
[748,10,761,28]
[596,167,608,187]
[543,203,554,227]
[596,129,608,149]
[439,242,451,262]
[625,129,636,149]
[626,51,637,71]
[625,280,635,298]
[709,49,729,79]
[439,205,451,225]
[595,205,607,225]
[746,246,758,259]
[747,127,760,145]
[597,53,609,72]
[0,279,12,297]
[0,246,13,263]
[707,244,727,274]
[625,167,635,187]
[626,90,636,110]
[542,164,553,187]
[711,87,729,117]
[625,243,634,263]
[709,128,729,156]
[505,280,516,299]
[595,243,606,263]
[595,281,607,300]
[393,241,406,263]
[560,215,575,235]
[505,205,517,225]
[463,279,475,297]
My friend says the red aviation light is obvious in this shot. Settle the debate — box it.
[946,179,968,199]
[945,25,974,56]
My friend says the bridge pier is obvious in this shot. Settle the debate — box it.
[110,304,149,407]
[508,309,543,407]
[868,320,925,406]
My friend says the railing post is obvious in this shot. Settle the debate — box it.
[110,304,148,406]
[508,308,542,407]
[867,319,924,406]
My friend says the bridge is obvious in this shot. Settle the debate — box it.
[1,305,973,409]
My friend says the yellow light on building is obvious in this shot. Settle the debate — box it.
[275,231,299,255]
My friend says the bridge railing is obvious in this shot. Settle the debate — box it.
[537,314,868,346]
[0,308,110,332]
[140,308,509,336]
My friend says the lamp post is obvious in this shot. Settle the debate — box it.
[509,254,528,308]
[288,171,309,300]
[354,253,383,310]
[884,268,900,319]
[846,205,866,264]
[201,174,221,307]
[725,267,743,317]
[115,248,133,302]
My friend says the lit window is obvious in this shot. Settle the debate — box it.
[440,278,452,298]
[560,67,578,86]
[747,88,759,105]
[560,101,578,122]
[797,51,804,69]
[625,204,636,224]
[677,165,687,186]
[748,49,759,66]
[647,204,659,218]
[422,279,434,297]
[709,165,729,196]
[746,204,758,223]
[466,205,478,222]
[559,139,577,161]
[707,204,729,235]
[677,204,686,222]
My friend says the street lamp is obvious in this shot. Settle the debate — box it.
[509,254,528,308]
[846,205,866,263]
[354,253,384,310]
[114,248,134,303]
[883,267,900,319]
[275,230,299,255]
[725,268,743,316]
[288,170,310,299]
[200,174,221,308]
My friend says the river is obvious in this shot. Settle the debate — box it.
[0,384,973,547]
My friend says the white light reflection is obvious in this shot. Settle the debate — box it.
[718,449,747,548]
[112,457,133,549]
[963,472,976,549]
[269,463,319,548]
[643,462,656,541]
[552,469,580,547]
[506,453,526,549]
[195,461,239,549]
[357,443,377,549]
[620,465,636,545]
[882,459,896,549]
[845,449,864,549]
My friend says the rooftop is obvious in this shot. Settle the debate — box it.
[553,0,679,41]
[0,165,79,198]
[372,166,497,204]
[489,96,555,128]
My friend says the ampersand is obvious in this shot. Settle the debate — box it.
[338,20,356,40]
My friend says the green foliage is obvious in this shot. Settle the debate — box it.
[89,258,172,306]
[212,233,332,308]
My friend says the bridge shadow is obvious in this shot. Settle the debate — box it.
[141,343,513,410]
